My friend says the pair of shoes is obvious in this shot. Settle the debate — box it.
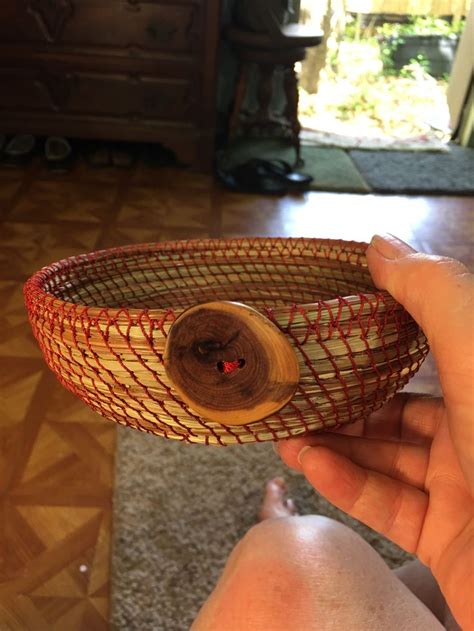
[217,158,313,195]
[0,135,74,172]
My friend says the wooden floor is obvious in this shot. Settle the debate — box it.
[0,156,472,630]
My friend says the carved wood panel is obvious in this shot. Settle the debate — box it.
[0,1,200,55]
[0,68,73,112]
[26,0,74,43]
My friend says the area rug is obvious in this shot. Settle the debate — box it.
[111,427,411,631]
[349,144,474,194]
[222,138,474,195]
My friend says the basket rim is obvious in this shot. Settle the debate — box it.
[23,236,396,321]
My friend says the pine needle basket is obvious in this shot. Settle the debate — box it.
[24,237,428,446]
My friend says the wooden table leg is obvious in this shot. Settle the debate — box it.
[256,63,274,124]
[284,64,302,166]
[229,62,250,139]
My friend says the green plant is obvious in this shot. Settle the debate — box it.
[380,43,397,75]
[378,16,465,39]
[399,54,431,78]
[377,16,464,77]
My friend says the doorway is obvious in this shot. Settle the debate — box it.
[297,0,469,149]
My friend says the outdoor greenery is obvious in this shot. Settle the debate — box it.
[298,14,465,139]
[377,16,465,39]
[377,16,464,75]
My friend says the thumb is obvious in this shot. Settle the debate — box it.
[367,235,474,487]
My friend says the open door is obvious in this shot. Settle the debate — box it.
[447,3,474,146]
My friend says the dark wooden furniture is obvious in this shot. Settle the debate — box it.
[227,23,323,165]
[0,0,220,170]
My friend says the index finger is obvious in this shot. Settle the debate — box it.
[277,393,443,472]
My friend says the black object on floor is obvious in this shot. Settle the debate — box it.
[217,158,313,195]
[349,144,474,195]
[251,158,313,186]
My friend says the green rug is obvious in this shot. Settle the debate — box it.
[221,138,371,193]
[222,138,474,195]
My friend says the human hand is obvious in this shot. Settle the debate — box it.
[276,235,474,630]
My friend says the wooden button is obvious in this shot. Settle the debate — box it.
[164,301,300,425]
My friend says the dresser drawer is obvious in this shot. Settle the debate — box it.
[0,65,197,121]
[0,1,202,57]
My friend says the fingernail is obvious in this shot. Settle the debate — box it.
[297,445,312,465]
[370,234,416,260]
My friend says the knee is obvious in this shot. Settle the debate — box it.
[194,516,330,631]
[237,514,366,571]
[193,515,374,631]
[227,514,377,607]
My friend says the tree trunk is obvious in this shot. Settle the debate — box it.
[299,0,346,94]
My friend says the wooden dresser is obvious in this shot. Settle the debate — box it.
[0,0,221,170]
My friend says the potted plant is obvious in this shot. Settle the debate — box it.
[380,17,464,78]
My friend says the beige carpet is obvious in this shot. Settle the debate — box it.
[111,427,412,631]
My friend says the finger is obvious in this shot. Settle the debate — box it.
[278,433,429,488]
[328,393,444,443]
[298,445,428,554]
[367,235,474,488]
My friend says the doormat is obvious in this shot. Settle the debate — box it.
[349,144,474,194]
[110,427,411,631]
[221,138,474,195]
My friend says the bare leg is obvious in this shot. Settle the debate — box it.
[192,479,446,631]
[261,480,447,626]
[395,561,461,631]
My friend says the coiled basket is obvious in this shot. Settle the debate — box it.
[24,238,428,445]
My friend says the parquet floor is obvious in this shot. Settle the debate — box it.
[0,155,473,629]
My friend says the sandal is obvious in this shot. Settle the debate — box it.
[245,158,313,187]
[45,136,75,173]
[2,134,36,167]
[217,161,288,195]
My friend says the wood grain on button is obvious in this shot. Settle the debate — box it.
[163,301,300,425]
